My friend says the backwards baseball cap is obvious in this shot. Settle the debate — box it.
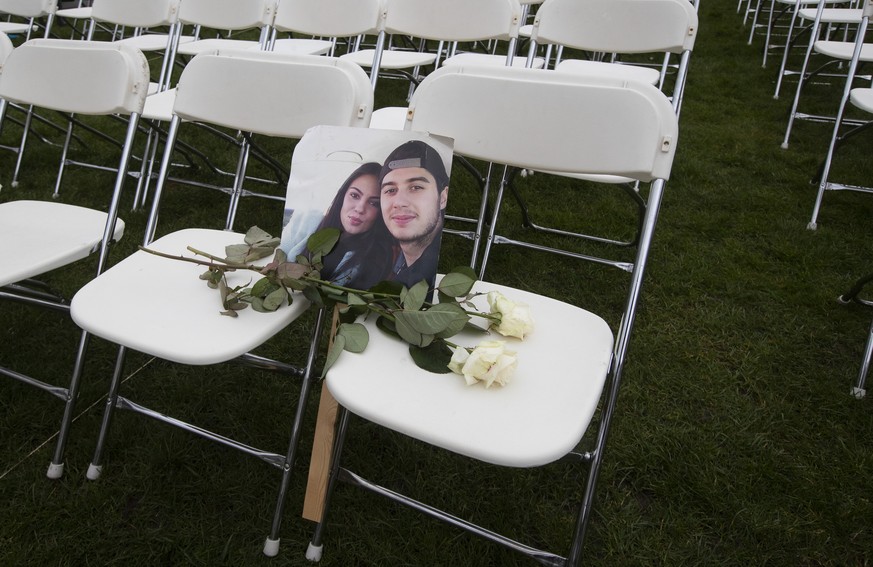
[379,140,450,190]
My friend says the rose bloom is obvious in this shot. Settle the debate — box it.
[448,340,518,388]
[487,291,534,340]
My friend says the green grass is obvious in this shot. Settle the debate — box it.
[3,4,873,566]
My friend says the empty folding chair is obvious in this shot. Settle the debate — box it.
[268,0,369,56]
[305,65,678,566]
[175,0,275,56]
[0,0,56,40]
[340,0,525,91]
[0,38,149,479]
[69,49,373,557]
[805,2,872,228]
[782,0,873,148]
[773,2,863,99]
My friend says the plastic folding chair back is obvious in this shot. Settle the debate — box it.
[69,49,372,557]
[175,0,276,56]
[269,0,382,56]
[0,38,149,479]
[306,66,678,566]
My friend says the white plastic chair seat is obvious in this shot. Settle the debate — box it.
[269,38,333,55]
[850,87,873,113]
[114,33,194,52]
[442,51,545,69]
[55,6,92,19]
[142,88,176,121]
[798,7,862,23]
[555,59,661,85]
[0,21,31,34]
[341,48,436,69]
[177,38,261,56]
[326,279,613,468]
[0,200,125,288]
[70,228,311,365]
[815,39,873,61]
[368,105,409,130]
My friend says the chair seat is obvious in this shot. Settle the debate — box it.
[850,87,873,113]
[0,200,125,288]
[142,87,177,121]
[0,22,31,34]
[369,105,408,130]
[113,33,195,52]
[326,279,614,468]
[269,38,333,55]
[177,38,262,56]
[70,228,311,365]
[442,52,546,69]
[556,59,661,85]
[798,7,862,23]
[56,7,93,20]
[815,40,873,62]
[341,48,436,69]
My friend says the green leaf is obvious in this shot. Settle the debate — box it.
[307,227,340,257]
[347,293,367,306]
[437,267,477,297]
[431,302,471,338]
[394,313,426,347]
[302,284,324,307]
[244,225,274,245]
[395,304,469,336]
[337,322,368,353]
[375,315,400,339]
[250,277,278,298]
[409,341,454,374]
[262,286,286,311]
[401,280,429,312]
[321,334,345,379]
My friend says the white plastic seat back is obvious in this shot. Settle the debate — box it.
[0,38,149,115]
[530,0,697,54]
[90,0,180,27]
[384,0,522,42]
[177,0,275,29]
[0,0,57,18]
[172,50,372,137]
[406,65,677,182]
[271,0,382,37]
[0,30,12,62]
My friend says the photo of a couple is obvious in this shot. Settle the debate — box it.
[279,127,454,293]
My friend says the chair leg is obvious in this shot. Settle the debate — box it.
[305,405,352,563]
[851,318,873,398]
[263,308,327,557]
[46,330,93,479]
[86,345,129,481]
[11,104,34,188]
[52,114,76,199]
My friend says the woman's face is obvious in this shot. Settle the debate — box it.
[340,173,381,235]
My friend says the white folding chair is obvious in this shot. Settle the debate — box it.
[0,38,148,479]
[69,49,373,557]
[175,0,275,56]
[268,0,371,56]
[340,0,525,92]
[305,65,678,566]
[781,0,873,149]
[0,0,56,39]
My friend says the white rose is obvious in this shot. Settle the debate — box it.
[448,340,517,388]
[487,291,534,340]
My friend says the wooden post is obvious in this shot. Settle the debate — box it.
[302,306,342,522]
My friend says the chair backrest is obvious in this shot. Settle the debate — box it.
[271,0,382,38]
[0,0,57,18]
[172,49,373,137]
[405,65,677,182]
[90,0,180,28]
[0,38,149,115]
[0,31,13,63]
[177,0,276,30]
[530,0,698,54]
[383,0,522,41]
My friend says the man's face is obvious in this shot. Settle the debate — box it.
[380,166,447,244]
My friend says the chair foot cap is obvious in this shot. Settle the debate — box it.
[851,386,866,399]
[263,538,280,557]
[86,463,102,480]
[305,543,323,562]
[46,462,64,479]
